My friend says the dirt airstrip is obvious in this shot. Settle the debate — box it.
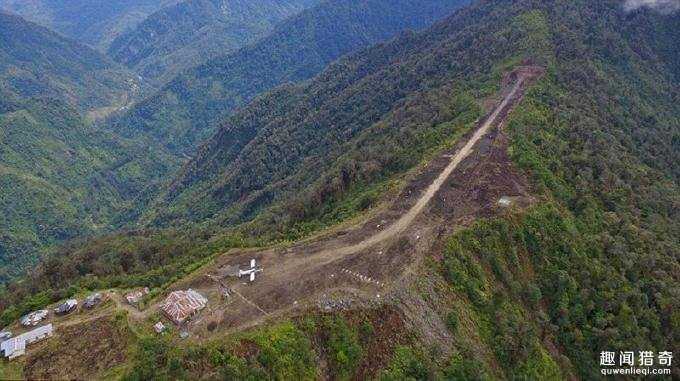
[157,66,546,338]
[11,68,544,371]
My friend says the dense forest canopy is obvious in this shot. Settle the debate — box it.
[0,0,178,50]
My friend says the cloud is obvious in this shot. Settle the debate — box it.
[623,0,680,13]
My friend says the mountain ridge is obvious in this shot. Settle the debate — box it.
[107,0,321,86]
[0,11,140,112]
[108,0,471,155]
[0,0,179,50]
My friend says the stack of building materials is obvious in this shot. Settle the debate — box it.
[54,299,78,315]
[160,289,208,325]
[83,293,103,309]
[20,310,49,327]
[1,324,53,360]
[125,287,150,305]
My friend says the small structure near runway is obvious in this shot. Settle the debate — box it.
[154,321,166,334]
[83,292,103,309]
[160,289,208,325]
[54,299,78,315]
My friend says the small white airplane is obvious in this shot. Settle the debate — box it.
[238,259,263,282]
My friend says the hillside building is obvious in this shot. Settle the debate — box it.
[20,310,49,327]
[83,292,103,309]
[1,324,53,360]
[54,299,78,315]
[154,321,166,334]
[160,289,208,325]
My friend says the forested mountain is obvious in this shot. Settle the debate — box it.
[0,12,177,282]
[132,1,676,376]
[0,0,678,379]
[109,0,471,155]
[0,99,178,282]
[0,12,139,112]
[108,0,320,86]
[0,0,466,282]
[0,0,178,50]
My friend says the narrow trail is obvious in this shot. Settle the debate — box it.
[232,289,269,316]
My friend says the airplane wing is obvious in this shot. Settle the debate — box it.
[250,272,255,282]
[251,259,256,269]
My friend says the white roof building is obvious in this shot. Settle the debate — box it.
[154,321,166,334]
[1,324,53,360]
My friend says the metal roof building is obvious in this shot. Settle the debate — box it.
[1,324,53,360]
[20,310,49,327]
[54,299,78,315]
[160,289,208,325]
[83,292,103,309]
[154,321,166,334]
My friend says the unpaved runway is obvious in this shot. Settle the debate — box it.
[148,67,542,333]
[258,73,529,275]
[334,76,526,255]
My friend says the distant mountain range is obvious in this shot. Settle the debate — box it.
[0,1,678,379]
[107,0,321,86]
[0,0,468,281]
[0,12,139,112]
[109,0,471,155]
[0,0,178,50]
